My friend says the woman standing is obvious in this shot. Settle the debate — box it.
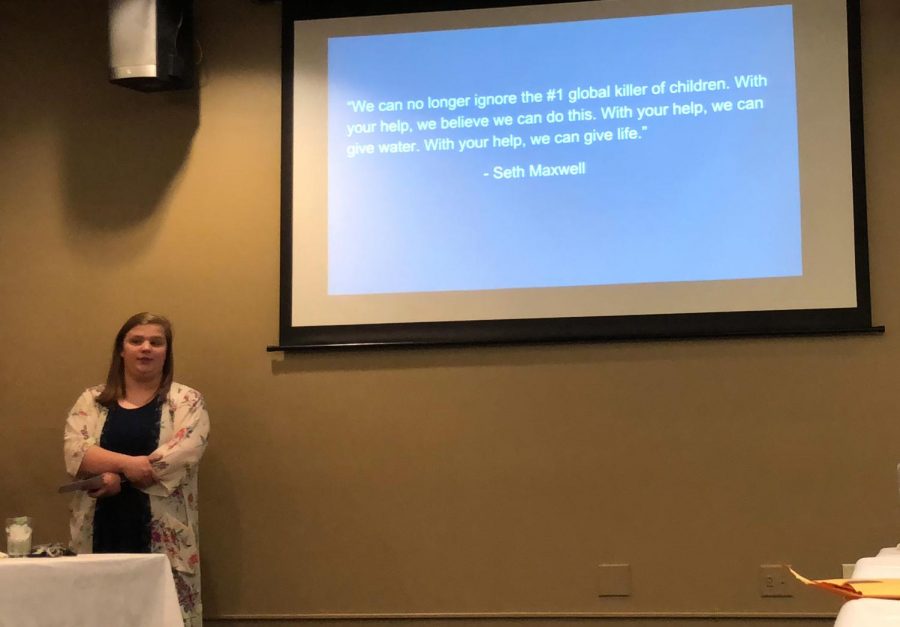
[64,312,210,626]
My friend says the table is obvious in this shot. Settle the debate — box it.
[0,553,183,627]
[834,546,900,627]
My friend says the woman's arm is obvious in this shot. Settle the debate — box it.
[143,386,210,497]
[80,446,160,488]
[63,388,159,488]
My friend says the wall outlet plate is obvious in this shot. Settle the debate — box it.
[759,564,793,597]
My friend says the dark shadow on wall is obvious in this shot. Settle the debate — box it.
[46,1,200,261]
[61,88,198,231]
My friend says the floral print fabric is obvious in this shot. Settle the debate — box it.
[64,382,210,627]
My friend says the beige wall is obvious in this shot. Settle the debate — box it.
[1,1,899,625]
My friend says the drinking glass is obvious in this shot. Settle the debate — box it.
[5,516,32,557]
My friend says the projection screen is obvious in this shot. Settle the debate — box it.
[275,0,877,349]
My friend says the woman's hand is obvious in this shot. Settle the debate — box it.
[87,472,122,499]
[121,454,160,488]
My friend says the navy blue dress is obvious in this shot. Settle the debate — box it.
[92,399,160,553]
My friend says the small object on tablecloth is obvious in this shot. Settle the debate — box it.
[27,543,77,558]
[5,516,32,557]
[790,566,900,599]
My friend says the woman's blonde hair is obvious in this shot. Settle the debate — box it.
[96,312,174,407]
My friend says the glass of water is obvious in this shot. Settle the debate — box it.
[5,516,32,557]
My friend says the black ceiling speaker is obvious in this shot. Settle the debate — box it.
[108,0,194,91]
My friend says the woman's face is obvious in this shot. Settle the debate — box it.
[120,323,167,383]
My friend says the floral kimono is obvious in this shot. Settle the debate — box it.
[64,382,210,627]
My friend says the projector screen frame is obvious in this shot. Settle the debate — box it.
[273,0,880,351]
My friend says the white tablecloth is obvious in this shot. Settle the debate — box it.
[0,553,182,627]
[835,546,900,627]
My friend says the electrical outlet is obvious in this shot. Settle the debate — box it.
[759,564,792,597]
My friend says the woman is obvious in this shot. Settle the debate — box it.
[64,312,210,627]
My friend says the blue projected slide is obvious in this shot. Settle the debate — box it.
[326,6,801,296]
